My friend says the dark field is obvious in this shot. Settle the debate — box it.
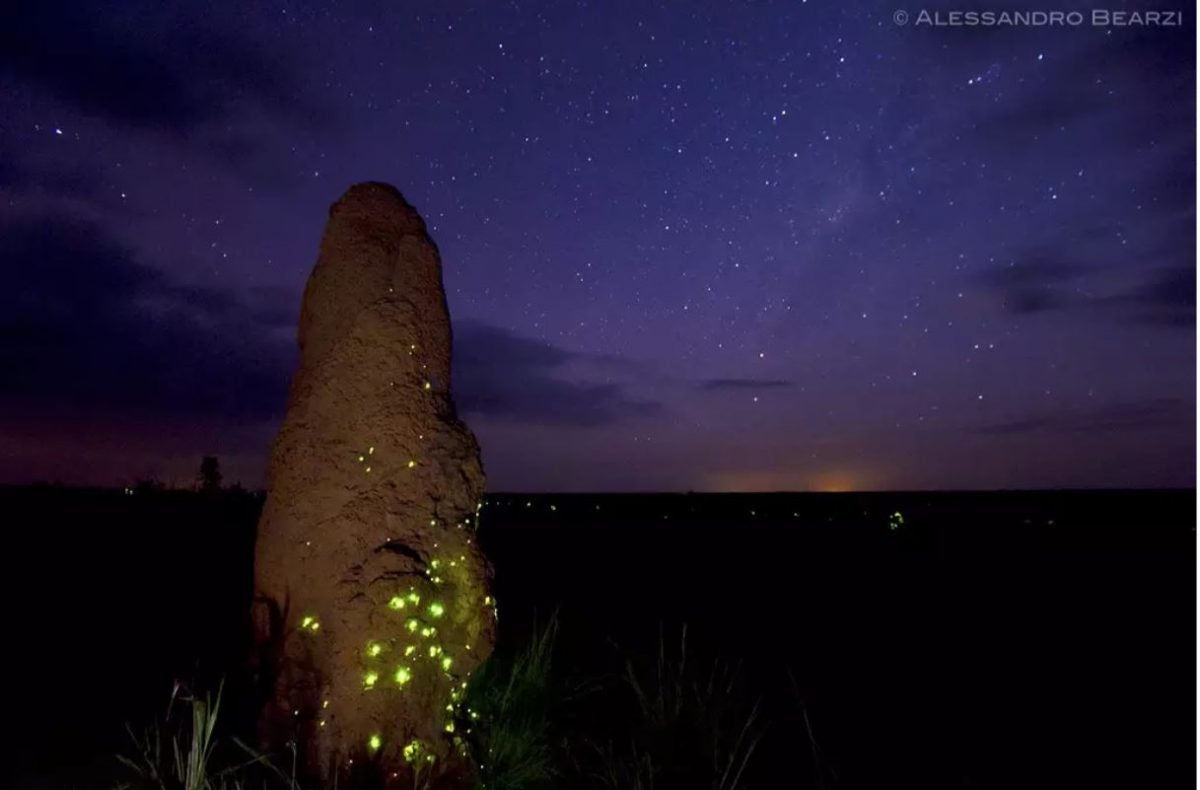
[3,487,1194,789]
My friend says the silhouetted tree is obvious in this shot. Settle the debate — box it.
[198,456,223,493]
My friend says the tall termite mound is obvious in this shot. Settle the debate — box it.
[254,182,495,784]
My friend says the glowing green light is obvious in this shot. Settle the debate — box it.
[430,559,441,570]
[403,740,422,763]
[428,602,445,618]
[394,666,412,686]
[428,644,442,658]
[300,615,316,629]
[363,670,379,689]
[420,626,437,638]
[404,645,416,656]
[405,618,420,633]
[368,733,382,752]
[406,590,420,605]
[367,641,383,657]
[444,721,455,733]
[388,596,406,610]
[483,595,493,606]
[441,655,453,672]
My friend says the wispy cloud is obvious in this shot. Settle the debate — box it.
[453,322,662,427]
[979,398,1190,435]
[698,378,795,392]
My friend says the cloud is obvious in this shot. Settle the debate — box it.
[453,322,661,426]
[0,213,295,422]
[699,378,795,392]
[0,1,327,188]
[978,257,1092,315]
[0,215,660,437]
[979,398,1190,435]
[0,2,315,134]
[1099,267,1196,328]
[978,252,1195,329]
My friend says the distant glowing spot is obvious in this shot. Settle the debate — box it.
[483,596,493,606]
[368,446,375,454]
[404,645,416,656]
[428,644,442,657]
[358,455,365,462]
[365,466,371,473]
[408,460,417,469]
[388,596,406,610]
[430,559,441,570]
[444,721,455,733]
[363,670,379,689]
[428,602,445,618]
[368,733,382,752]
[403,740,422,762]
[319,719,326,727]
[394,666,412,686]
[405,618,420,633]
[421,626,437,638]
[441,655,453,672]
[406,590,421,605]
[367,641,383,657]
[423,381,432,390]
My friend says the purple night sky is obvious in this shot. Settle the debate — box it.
[0,1,1194,491]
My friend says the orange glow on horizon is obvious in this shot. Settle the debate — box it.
[700,468,875,492]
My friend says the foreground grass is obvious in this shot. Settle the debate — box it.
[116,620,770,790]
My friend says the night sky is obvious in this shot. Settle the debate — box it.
[1,1,1194,491]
